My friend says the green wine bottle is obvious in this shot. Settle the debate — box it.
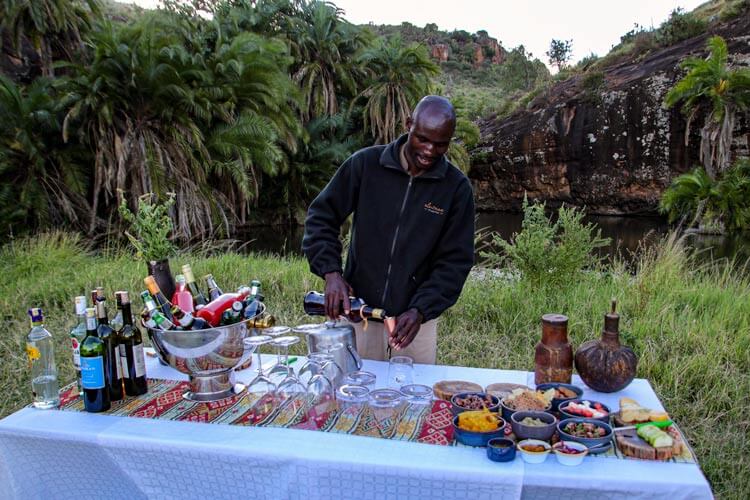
[116,291,148,396]
[80,307,111,412]
[96,297,124,401]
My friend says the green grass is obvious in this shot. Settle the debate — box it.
[1,230,748,498]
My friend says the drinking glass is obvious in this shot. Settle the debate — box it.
[367,388,404,438]
[264,326,292,384]
[337,384,370,413]
[387,355,414,388]
[274,336,306,402]
[298,352,334,385]
[317,342,345,388]
[243,335,276,396]
[342,370,376,390]
[400,384,433,407]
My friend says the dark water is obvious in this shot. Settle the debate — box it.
[240,212,750,267]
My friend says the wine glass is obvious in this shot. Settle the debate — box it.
[264,326,292,384]
[298,352,334,385]
[243,335,276,396]
[316,342,345,388]
[274,336,306,402]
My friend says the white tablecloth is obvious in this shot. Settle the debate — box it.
[0,354,713,500]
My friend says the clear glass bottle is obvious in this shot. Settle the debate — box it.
[26,308,60,409]
[69,296,88,396]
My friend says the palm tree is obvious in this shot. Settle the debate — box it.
[659,166,719,229]
[354,36,439,144]
[0,0,100,76]
[665,36,750,179]
[289,1,369,122]
[0,75,90,232]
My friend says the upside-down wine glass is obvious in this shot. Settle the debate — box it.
[274,336,306,401]
[263,326,293,385]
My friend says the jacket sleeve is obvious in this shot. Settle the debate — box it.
[302,155,361,278]
[408,179,475,322]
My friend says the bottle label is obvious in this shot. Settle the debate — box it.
[26,342,40,362]
[118,344,130,379]
[71,338,81,370]
[81,356,105,389]
[133,343,146,378]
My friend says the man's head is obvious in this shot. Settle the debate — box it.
[404,95,456,176]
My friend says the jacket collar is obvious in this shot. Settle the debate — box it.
[379,134,449,179]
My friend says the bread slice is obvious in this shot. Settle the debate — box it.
[619,397,651,423]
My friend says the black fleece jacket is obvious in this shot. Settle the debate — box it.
[302,134,475,322]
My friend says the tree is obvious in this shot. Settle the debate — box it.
[546,38,572,71]
[664,36,750,179]
[354,37,439,144]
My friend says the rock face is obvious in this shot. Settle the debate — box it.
[431,43,450,62]
[471,15,750,215]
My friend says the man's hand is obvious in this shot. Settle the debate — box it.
[324,271,353,319]
[388,308,423,350]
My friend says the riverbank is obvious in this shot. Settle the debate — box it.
[1,231,748,498]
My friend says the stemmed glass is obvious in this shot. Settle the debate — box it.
[298,352,334,385]
[316,342,345,388]
[243,334,276,397]
[263,326,292,385]
[274,336,306,401]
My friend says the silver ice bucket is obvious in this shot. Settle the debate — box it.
[145,306,267,401]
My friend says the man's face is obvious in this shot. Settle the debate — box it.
[404,112,454,176]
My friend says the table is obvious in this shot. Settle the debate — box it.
[0,353,713,500]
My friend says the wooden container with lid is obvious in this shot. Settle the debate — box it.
[534,313,573,385]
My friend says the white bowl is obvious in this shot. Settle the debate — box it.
[516,439,551,464]
[553,440,589,466]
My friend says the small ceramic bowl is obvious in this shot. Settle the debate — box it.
[516,439,551,464]
[510,410,557,441]
[450,392,500,417]
[553,440,589,466]
[535,382,584,411]
[500,396,552,423]
[452,415,506,447]
[558,399,611,423]
[557,417,613,452]
[486,437,516,462]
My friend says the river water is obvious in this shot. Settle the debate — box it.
[241,212,750,268]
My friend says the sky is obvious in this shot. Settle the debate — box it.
[129,0,707,66]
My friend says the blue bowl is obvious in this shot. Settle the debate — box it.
[487,438,516,462]
[450,392,500,417]
[558,399,611,423]
[535,382,583,411]
[452,415,506,447]
[557,417,613,453]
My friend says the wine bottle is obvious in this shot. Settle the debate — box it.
[69,296,88,396]
[144,275,173,319]
[171,305,210,330]
[220,301,243,325]
[172,274,195,313]
[303,291,386,322]
[80,307,111,412]
[152,310,176,330]
[115,291,148,397]
[242,280,263,320]
[182,264,207,306]
[204,274,223,301]
[96,297,123,401]
[195,288,251,327]
[26,308,60,409]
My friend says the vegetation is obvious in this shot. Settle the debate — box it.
[118,193,177,262]
[0,230,747,497]
[546,38,573,72]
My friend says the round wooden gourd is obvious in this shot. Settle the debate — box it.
[574,300,637,393]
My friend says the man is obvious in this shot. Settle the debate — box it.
[302,95,474,364]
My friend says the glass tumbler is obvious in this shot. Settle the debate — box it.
[387,355,414,388]
[367,388,404,438]
[400,384,433,407]
[336,384,370,413]
[342,370,376,390]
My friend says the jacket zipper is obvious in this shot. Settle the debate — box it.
[381,176,413,306]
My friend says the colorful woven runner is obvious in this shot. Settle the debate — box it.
[56,379,455,446]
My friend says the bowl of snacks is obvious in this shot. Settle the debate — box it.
[450,392,500,416]
[452,410,506,447]
[486,437,516,462]
[500,388,553,422]
[559,399,611,423]
[516,439,551,464]
[552,440,589,466]
[535,382,583,411]
[557,417,613,453]
[510,410,557,441]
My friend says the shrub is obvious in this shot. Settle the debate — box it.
[656,8,707,46]
[480,198,611,287]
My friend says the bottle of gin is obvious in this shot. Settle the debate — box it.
[69,296,88,396]
[26,308,60,409]
[80,307,111,412]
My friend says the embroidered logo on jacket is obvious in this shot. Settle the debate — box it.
[424,202,445,215]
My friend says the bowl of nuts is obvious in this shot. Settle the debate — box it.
[450,392,500,417]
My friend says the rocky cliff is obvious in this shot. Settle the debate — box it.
[470,15,750,215]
